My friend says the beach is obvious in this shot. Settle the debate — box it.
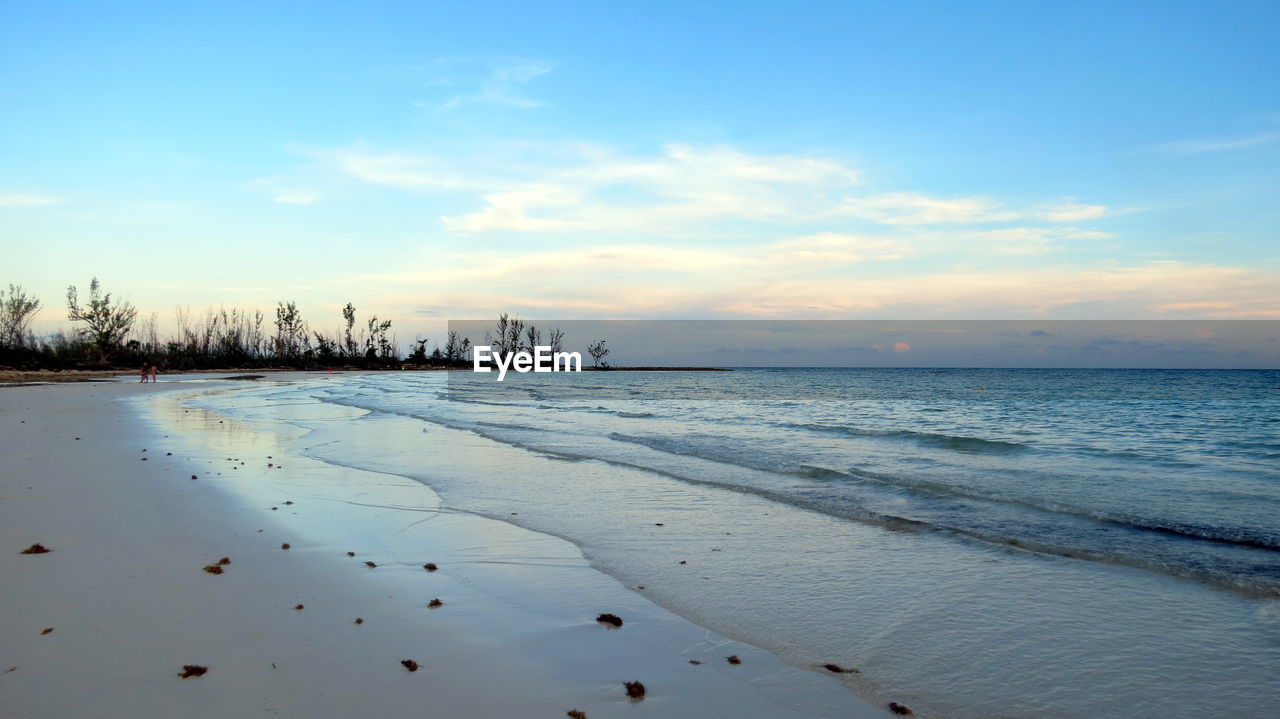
[0,376,889,719]
[98,368,1280,718]
[6,3,1276,716]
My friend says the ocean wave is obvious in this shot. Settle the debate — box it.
[608,431,1280,553]
[791,423,1029,453]
[475,420,553,432]
[805,464,1280,551]
[301,383,1280,595]
[608,432,801,474]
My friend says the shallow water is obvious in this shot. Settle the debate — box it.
[190,369,1280,718]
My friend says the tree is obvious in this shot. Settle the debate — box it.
[443,330,461,362]
[548,327,565,355]
[0,284,41,349]
[493,313,510,357]
[273,301,308,363]
[524,324,542,354]
[364,315,393,362]
[342,303,358,359]
[406,338,429,365]
[586,339,610,368]
[313,332,338,362]
[506,317,525,358]
[66,277,137,360]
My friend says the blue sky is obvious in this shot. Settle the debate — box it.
[3,1,1278,340]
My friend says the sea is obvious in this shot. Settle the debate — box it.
[182,368,1280,718]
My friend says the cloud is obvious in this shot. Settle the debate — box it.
[246,174,327,205]
[763,226,1107,263]
[437,143,865,233]
[834,195,1110,226]
[1034,202,1108,222]
[318,142,1110,239]
[0,193,63,207]
[433,57,554,110]
[767,233,909,263]
[325,149,493,191]
[362,243,759,287]
[950,226,1111,255]
[835,192,1018,225]
[443,184,586,232]
[351,216,1277,321]
[383,260,1275,320]
[1153,128,1280,156]
[710,261,1280,318]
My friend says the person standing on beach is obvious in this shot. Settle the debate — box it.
[140,365,149,383]
[150,364,158,383]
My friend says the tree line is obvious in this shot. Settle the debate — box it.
[479,313,609,369]
[0,279,610,371]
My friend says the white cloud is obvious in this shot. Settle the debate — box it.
[443,184,586,232]
[437,144,860,232]
[1154,128,1280,156]
[435,57,554,110]
[319,143,1110,238]
[328,149,492,191]
[1034,202,1108,222]
[246,174,326,205]
[362,243,758,286]
[710,262,1280,318]
[836,192,1018,225]
[360,253,1280,321]
[767,233,909,263]
[435,143,863,233]
[0,193,63,207]
[948,226,1111,255]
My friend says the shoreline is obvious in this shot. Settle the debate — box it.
[0,366,733,385]
[1,378,888,718]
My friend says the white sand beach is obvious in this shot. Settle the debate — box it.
[0,377,889,719]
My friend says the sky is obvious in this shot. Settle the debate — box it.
[2,1,1278,345]
[448,320,1280,369]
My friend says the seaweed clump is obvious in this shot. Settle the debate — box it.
[624,681,645,700]
[178,665,208,678]
[20,543,51,554]
[596,613,623,628]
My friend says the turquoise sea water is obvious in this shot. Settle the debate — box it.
[190,368,1280,718]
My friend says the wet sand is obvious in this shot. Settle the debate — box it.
[0,378,888,718]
